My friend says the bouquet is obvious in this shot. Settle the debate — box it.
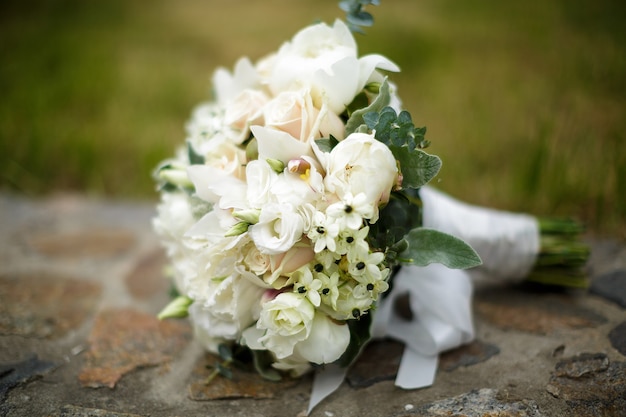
[152,1,588,413]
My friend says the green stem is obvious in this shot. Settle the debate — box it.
[526,217,591,288]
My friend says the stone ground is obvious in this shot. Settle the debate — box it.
[0,193,625,417]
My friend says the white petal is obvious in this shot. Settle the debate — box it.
[294,312,350,364]
[251,125,312,163]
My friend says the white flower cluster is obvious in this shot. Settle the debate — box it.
[154,19,401,375]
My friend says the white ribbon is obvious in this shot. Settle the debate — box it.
[307,186,541,413]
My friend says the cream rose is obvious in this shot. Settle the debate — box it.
[324,132,398,210]
[223,88,269,143]
[263,89,344,142]
[255,292,315,359]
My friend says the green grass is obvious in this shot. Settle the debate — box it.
[1,0,624,237]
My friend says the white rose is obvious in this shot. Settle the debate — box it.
[264,89,344,142]
[249,202,305,255]
[267,19,399,114]
[293,311,350,364]
[256,292,315,359]
[324,132,398,210]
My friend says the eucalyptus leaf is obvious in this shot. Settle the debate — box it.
[400,228,482,269]
[345,78,391,135]
[315,135,340,153]
[365,106,427,149]
[339,0,380,32]
[252,349,282,382]
[216,362,233,380]
[389,146,442,189]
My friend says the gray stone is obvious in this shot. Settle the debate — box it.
[0,355,56,403]
[26,228,136,259]
[394,388,545,417]
[546,354,626,416]
[78,308,191,388]
[124,248,169,301]
[554,352,609,378]
[439,340,500,372]
[475,287,607,334]
[609,321,626,356]
[346,340,403,388]
[51,405,143,417]
[590,269,626,308]
[0,273,101,339]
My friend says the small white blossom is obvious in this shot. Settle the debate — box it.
[335,226,370,256]
[326,192,374,230]
[292,267,323,307]
[317,271,340,310]
[307,210,340,253]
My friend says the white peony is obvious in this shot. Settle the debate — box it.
[324,132,398,214]
[267,19,399,114]
[213,57,261,105]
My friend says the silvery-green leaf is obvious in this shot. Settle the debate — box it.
[400,228,482,269]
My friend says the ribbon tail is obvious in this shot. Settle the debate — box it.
[307,364,348,415]
[396,347,438,389]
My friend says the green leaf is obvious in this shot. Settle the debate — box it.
[187,141,205,165]
[251,349,282,382]
[345,78,391,135]
[389,146,441,189]
[337,313,372,367]
[400,228,482,269]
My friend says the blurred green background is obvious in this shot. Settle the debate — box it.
[1,0,624,237]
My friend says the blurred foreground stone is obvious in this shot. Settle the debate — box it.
[0,193,624,417]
